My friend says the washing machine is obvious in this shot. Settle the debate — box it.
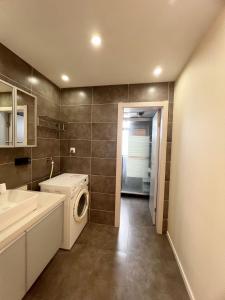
[39,173,89,250]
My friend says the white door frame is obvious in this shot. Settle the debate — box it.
[115,101,169,234]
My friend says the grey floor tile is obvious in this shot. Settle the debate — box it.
[23,197,189,300]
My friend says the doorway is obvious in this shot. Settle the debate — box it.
[115,101,168,234]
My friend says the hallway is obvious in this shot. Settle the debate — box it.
[24,197,189,300]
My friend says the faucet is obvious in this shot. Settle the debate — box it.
[0,183,7,195]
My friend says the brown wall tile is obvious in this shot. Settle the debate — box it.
[0,43,32,89]
[129,83,168,102]
[90,209,114,226]
[164,180,170,200]
[37,95,60,120]
[32,138,60,159]
[61,105,91,122]
[92,140,116,158]
[165,162,171,181]
[92,104,118,123]
[167,122,173,142]
[60,82,174,228]
[93,85,128,104]
[60,140,91,157]
[37,127,59,139]
[32,157,60,181]
[166,142,172,162]
[92,123,117,140]
[31,176,49,191]
[0,43,60,190]
[168,82,174,103]
[0,148,31,165]
[32,69,60,105]
[60,157,91,174]
[60,123,91,140]
[168,102,174,122]
[0,163,31,189]
[91,192,115,211]
[61,87,92,106]
[91,158,116,176]
[91,175,116,194]
[162,218,168,234]
[163,200,169,219]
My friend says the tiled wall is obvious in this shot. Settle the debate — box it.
[0,43,174,231]
[0,43,60,190]
[60,83,174,230]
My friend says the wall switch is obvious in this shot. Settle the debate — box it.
[70,147,76,154]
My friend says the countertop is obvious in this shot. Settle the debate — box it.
[0,191,65,252]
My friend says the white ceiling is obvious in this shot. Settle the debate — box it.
[0,0,223,88]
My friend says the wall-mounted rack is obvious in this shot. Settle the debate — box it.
[37,116,66,131]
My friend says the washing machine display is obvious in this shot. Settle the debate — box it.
[73,189,89,222]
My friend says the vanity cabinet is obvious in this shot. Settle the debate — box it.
[0,234,26,300]
[0,204,63,300]
[26,204,63,290]
[0,78,37,148]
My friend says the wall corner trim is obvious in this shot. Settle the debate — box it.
[167,231,195,300]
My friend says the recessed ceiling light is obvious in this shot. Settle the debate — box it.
[28,76,38,84]
[61,74,69,82]
[169,0,176,5]
[91,35,102,47]
[153,66,162,77]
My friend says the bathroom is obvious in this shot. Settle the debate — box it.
[0,1,225,300]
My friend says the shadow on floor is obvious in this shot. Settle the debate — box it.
[24,197,189,300]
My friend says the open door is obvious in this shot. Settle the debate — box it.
[149,111,160,224]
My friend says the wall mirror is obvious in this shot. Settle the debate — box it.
[0,79,37,148]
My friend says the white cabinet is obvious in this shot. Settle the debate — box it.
[26,205,63,290]
[0,204,63,299]
[0,234,26,300]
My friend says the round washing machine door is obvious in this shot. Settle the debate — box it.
[73,189,89,222]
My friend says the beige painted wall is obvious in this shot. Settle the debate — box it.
[168,8,225,300]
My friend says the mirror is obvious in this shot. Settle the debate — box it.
[0,81,14,147]
[0,79,37,148]
[15,89,36,147]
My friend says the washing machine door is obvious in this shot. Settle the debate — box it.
[73,189,89,222]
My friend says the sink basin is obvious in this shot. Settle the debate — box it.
[0,190,38,232]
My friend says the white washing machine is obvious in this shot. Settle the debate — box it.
[39,173,89,250]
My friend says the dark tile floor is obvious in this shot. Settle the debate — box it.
[24,197,189,300]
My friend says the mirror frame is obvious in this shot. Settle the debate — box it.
[0,78,37,148]
[15,87,37,148]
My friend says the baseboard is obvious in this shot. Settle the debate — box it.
[167,231,196,300]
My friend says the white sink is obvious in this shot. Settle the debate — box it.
[0,190,38,232]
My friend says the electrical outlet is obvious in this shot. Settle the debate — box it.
[70,147,76,154]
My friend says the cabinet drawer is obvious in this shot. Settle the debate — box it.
[0,234,26,300]
[26,204,63,290]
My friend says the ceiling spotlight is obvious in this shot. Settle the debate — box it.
[153,66,162,77]
[61,74,69,82]
[91,35,102,47]
[28,76,38,84]
[169,0,176,5]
